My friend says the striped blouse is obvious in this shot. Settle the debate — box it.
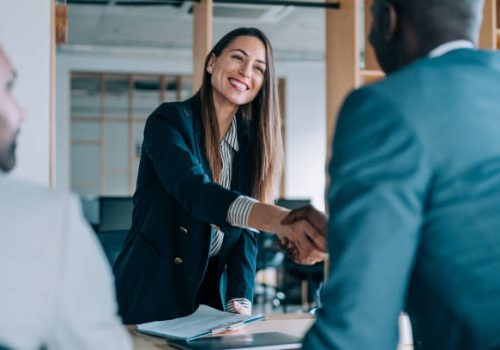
[209,116,258,314]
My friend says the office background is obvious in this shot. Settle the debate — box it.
[0,0,333,211]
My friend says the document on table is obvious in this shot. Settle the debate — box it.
[136,304,264,341]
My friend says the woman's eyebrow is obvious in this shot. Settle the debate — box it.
[229,49,266,65]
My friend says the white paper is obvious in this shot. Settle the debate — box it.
[136,305,263,341]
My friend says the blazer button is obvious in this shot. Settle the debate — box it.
[179,226,188,234]
[174,257,184,265]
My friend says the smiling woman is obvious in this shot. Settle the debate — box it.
[112,27,327,325]
[200,28,279,202]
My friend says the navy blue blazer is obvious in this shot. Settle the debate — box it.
[113,96,258,324]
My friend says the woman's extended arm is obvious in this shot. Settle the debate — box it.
[247,202,327,265]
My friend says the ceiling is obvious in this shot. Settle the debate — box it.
[64,0,328,60]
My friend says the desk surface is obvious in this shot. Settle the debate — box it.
[129,313,314,350]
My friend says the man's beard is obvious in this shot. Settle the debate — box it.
[0,135,18,173]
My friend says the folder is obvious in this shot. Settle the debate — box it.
[168,332,302,350]
[136,305,264,341]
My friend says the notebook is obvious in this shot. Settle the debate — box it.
[168,332,302,350]
[136,305,264,341]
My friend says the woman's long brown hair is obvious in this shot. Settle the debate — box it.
[197,27,283,203]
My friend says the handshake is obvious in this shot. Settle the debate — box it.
[276,205,328,265]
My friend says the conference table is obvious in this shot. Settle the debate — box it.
[129,312,414,349]
[129,313,314,350]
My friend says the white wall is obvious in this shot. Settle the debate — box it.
[56,47,326,209]
[279,62,326,210]
[0,0,52,186]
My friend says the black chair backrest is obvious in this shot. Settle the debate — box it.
[96,229,128,266]
[80,196,99,227]
[98,197,133,231]
[274,198,311,211]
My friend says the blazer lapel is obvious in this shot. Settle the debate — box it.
[230,114,252,195]
[189,97,214,181]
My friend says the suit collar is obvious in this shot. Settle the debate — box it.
[186,96,212,180]
[230,115,252,195]
[187,95,252,195]
[428,40,475,58]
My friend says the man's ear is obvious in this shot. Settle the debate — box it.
[206,53,215,74]
[382,3,398,42]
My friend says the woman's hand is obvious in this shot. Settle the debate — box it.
[231,300,251,316]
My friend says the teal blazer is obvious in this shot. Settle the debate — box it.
[304,49,500,349]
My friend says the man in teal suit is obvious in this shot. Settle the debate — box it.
[295,0,500,348]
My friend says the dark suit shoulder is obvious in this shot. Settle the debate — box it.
[143,98,202,137]
[150,99,193,125]
[367,49,500,94]
[349,50,474,121]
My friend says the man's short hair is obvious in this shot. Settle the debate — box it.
[388,0,484,42]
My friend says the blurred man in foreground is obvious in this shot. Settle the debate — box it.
[0,45,131,350]
[286,0,500,348]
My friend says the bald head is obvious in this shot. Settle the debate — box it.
[370,0,484,73]
[392,0,483,44]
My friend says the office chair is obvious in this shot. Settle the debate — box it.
[96,229,128,266]
[282,258,324,312]
[254,232,285,313]
[98,196,133,232]
[274,198,324,312]
[80,196,99,231]
[94,196,133,266]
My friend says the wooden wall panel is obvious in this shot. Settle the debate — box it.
[325,0,360,147]
[479,0,497,49]
[192,0,212,93]
[364,0,380,70]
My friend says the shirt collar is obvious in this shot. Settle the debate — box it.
[428,40,475,58]
[222,116,239,152]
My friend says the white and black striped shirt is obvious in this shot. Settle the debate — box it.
[209,116,258,314]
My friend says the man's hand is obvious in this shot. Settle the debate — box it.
[279,205,328,264]
[281,204,327,236]
[275,218,327,265]
[245,202,327,264]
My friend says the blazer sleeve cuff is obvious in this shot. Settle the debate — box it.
[227,196,259,232]
[225,298,253,314]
